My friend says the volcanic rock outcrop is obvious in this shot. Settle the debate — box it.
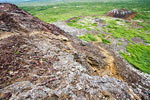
[107,9,137,19]
[0,3,64,35]
[0,3,149,100]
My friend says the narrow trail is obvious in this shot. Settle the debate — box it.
[54,21,122,80]
[93,42,141,100]
[93,42,123,80]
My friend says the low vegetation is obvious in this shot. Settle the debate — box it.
[67,17,98,30]
[97,34,111,44]
[104,20,150,42]
[121,44,150,74]
[78,34,98,42]
[79,33,111,44]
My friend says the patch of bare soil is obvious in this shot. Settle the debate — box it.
[92,42,122,80]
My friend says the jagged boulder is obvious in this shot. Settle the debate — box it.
[107,9,137,19]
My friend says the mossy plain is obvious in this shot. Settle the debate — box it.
[21,1,150,23]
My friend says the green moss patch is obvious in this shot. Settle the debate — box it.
[78,34,98,41]
[78,33,111,44]
[121,44,150,74]
[104,19,150,42]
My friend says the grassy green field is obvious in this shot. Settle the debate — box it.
[121,44,150,74]
[21,1,150,74]
[21,1,150,23]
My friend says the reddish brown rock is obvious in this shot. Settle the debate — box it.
[107,9,137,19]
[0,3,64,35]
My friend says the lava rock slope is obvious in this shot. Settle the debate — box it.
[0,3,149,100]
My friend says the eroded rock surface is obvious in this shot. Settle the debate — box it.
[0,3,64,35]
[0,3,149,100]
[107,9,137,19]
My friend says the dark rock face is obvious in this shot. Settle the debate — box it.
[0,3,149,100]
[0,3,64,35]
[107,9,137,19]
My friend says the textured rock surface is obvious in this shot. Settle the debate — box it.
[0,3,64,35]
[54,21,89,37]
[0,3,149,100]
[55,16,150,99]
[107,9,137,19]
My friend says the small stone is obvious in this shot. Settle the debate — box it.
[80,42,86,46]
[56,71,61,75]
[76,84,82,90]
[62,37,68,41]
[9,71,14,75]
[0,92,12,100]
[59,35,68,41]
[71,68,76,72]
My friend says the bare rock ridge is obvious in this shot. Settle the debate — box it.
[0,3,64,35]
[0,3,149,100]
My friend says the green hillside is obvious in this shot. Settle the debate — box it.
[21,1,150,74]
